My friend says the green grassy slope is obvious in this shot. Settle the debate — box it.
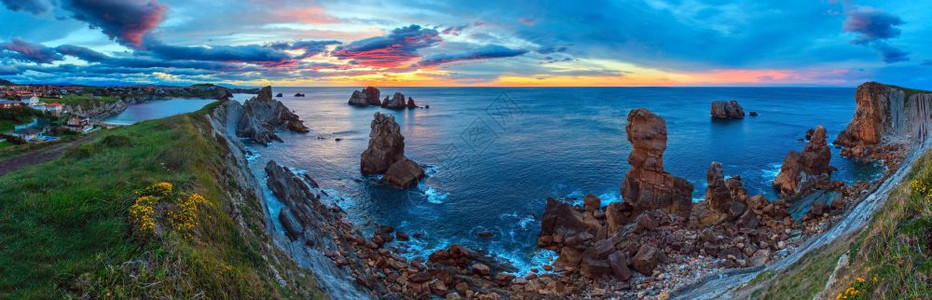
[0,105,325,299]
[750,150,932,299]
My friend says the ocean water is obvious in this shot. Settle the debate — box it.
[101,99,216,125]
[243,87,882,273]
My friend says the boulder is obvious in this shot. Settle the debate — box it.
[275,92,283,97]
[621,108,694,218]
[608,251,632,281]
[382,92,407,109]
[630,244,664,275]
[583,194,601,212]
[773,125,835,199]
[382,158,425,188]
[539,198,601,247]
[749,249,771,266]
[604,202,634,233]
[710,100,745,119]
[360,112,424,188]
[702,162,748,224]
[580,258,612,279]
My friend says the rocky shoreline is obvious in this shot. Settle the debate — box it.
[207,82,930,299]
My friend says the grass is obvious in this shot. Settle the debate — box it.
[823,153,932,299]
[42,95,120,107]
[0,106,324,299]
[750,150,932,299]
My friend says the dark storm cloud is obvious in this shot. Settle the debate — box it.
[0,38,63,63]
[55,45,109,62]
[62,0,167,48]
[331,25,442,68]
[0,0,52,15]
[416,45,527,67]
[843,6,909,64]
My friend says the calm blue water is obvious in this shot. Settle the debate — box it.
[101,99,216,125]
[242,87,881,273]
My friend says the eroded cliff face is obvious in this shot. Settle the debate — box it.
[212,86,309,145]
[834,82,932,159]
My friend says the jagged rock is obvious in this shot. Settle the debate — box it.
[749,249,771,266]
[382,158,425,188]
[621,108,694,218]
[583,194,601,212]
[276,92,283,97]
[294,93,305,97]
[700,162,748,225]
[710,100,745,119]
[407,97,417,108]
[212,86,308,145]
[773,125,835,199]
[631,244,664,275]
[360,112,424,188]
[348,90,368,106]
[608,252,631,281]
[539,198,601,248]
[604,202,634,233]
[835,82,932,159]
[749,111,759,117]
[580,258,611,279]
[382,92,407,109]
[363,86,381,106]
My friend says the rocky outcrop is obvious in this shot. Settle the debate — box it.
[347,86,381,106]
[701,162,748,224]
[66,100,129,119]
[407,97,417,108]
[360,112,424,188]
[773,125,836,199]
[382,92,407,109]
[710,100,745,119]
[621,108,694,219]
[834,82,932,159]
[211,86,308,145]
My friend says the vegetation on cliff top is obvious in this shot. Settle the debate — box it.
[0,105,324,299]
[0,78,13,86]
[750,150,932,299]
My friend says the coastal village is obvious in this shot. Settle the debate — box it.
[0,80,244,147]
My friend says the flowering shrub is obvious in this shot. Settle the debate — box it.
[128,182,206,238]
[910,178,928,196]
[836,271,878,300]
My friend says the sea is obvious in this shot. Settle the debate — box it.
[219,87,883,275]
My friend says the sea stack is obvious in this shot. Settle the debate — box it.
[772,125,836,199]
[834,82,932,159]
[360,112,424,188]
[710,100,745,119]
[348,86,381,106]
[382,92,407,109]
[620,108,694,219]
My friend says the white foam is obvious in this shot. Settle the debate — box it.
[424,186,449,204]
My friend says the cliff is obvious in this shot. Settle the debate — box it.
[834,82,932,159]
[211,86,308,145]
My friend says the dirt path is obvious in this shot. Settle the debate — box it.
[671,141,929,299]
[0,136,95,177]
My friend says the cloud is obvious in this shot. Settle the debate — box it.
[843,6,903,44]
[0,0,52,15]
[417,45,527,67]
[266,40,341,59]
[331,25,442,68]
[0,38,63,63]
[872,42,909,63]
[843,6,909,64]
[62,0,167,48]
[55,45,109,62]
[142,39,294,65]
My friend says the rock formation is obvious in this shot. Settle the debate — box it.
[710,100,745,119]
[349,86,381,106]
[382,92,407,109]
[407,97,417,108]
[773,125,835,199]
[360,112,424,188]
[621,108,694,218]
[276,92,283,97]
[213,86,308,145]
[834,82,932,159]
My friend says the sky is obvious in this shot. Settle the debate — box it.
[0,0,930,88]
